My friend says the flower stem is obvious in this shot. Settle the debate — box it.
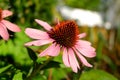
[73,67,83,80]
[26,57,53,80]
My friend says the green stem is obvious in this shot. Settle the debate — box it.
[73,66,83,80]
[26,57,53,80]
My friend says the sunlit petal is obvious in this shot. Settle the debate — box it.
[68,48,79,73]
[74,49,92,67]
[63,48,70,67]
[1,20,21,32]
[39,43,60,57]
[35,19,52,31]
[77,40,91,46]
[78,33,86,38]
[25,28,50,39]
[0,23,9,40]
[2,10,13,18]
[25,39,53,46]
[75,44,96,58]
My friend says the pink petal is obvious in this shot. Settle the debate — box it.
[25,39,53,46]
[62,48,70,67]
[25,28,50,39]
[39,43,60,57]
[78,33,86,38]
[2,10,13,18]
[0,23,9,40]
[68,48,79,73]
[75,43,96,58]
[77,40,91,46]
[1,20,21,32]
[35,19,52,31]
[74,49,92,67]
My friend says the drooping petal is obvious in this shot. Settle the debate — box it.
[75,43,96,58]
[39,43,60,57]
[0,23,9,40]
[25,39,53,46]
[68,48,79,73]
[2,10,13,18]
[25,28,50,39]
[74,49,92,67]
[35,19,52,31]
[62,48,70,67]
[1,20,21,32]
[78,33,86,38]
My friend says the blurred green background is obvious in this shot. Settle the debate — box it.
[0,0,120,80]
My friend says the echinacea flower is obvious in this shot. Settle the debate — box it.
[25,19,96,73]
[0,8,21,40]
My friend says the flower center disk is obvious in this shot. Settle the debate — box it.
[48,20,79,48]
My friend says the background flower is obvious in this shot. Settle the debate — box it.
[0,9,21,40]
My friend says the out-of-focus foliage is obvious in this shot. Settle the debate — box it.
[13,72,23,80]
[79,69,118,80]
[64,0,100,10]
[0,0,57,27]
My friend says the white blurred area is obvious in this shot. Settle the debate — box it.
[58,6,120,29]
[57,0,120,30]
[57,6,112,29]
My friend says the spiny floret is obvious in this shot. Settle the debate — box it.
[48,20,79,48]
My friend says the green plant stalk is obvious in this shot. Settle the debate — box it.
[26,57,53,80]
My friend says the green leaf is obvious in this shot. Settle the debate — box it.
[32,74,47,80]
[41,61,61,70]
[13,72,23,80]
[79,69,118,80]
[0,64,12,73]
[26,47,38,62]
[52,68,69,80]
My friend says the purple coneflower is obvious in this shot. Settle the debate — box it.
[25,19,96,73]
[0,9,21,40]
